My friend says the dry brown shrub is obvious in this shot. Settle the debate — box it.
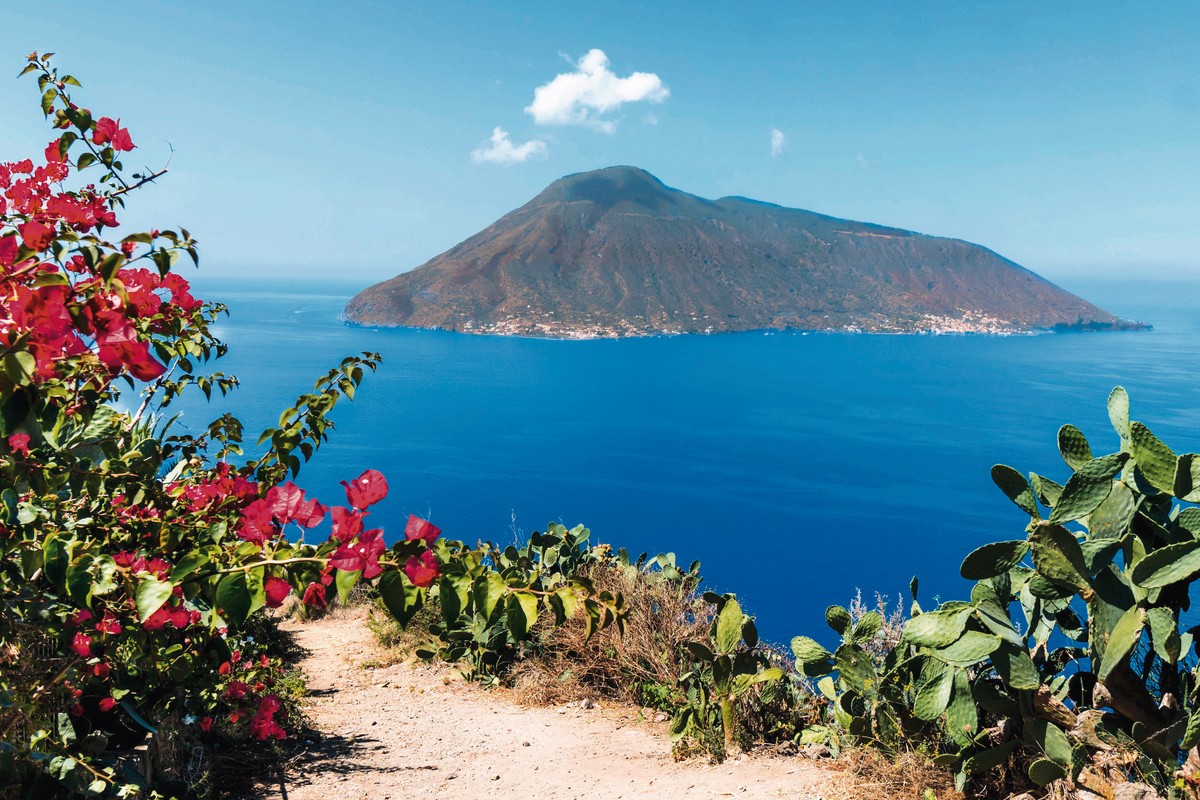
[510,559,714,708]
[823,746,963,800]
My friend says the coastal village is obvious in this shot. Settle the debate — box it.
[455,308,1034,338]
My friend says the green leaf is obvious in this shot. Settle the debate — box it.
[1047,452,1127,525]
[825,605,851,636]
[65,554,97,606]
[334,567,359,606]
[991,464,1039,516]
[992,641,1040,690]
[1174,453,1200,502]
[715,597,743,654]
[965,740,1018,775]
[1130,421,1178,494]
[1178,507,1200,538]
[214,573,251,624]
[751,667,784,684]
[1030,473,1064,508]
[851,611,881,643]
[790,635,833,667]
[1146,607,1180,663]
[741,617,758,649]
[1086,481,1135,540]
[135,576,175,622]
[1182,711,1200,750]
[904,606,972,648]
[686,640,715,663]
[913,662,953,720]
[1097,605,1144,681]
[960,540,1029,580]
[0,488,16,526]
[43,532,70,586]
[834,644,879,697]
[549,587,576,623]
[1029,525,1091,593]
[1057,424,1093,470]
[377,570,423,626]
[473,571,507,621]
[438,573,472,627]
[1130,540,1200,589]
[246,568,267,615]
[2,351,36,386]
[506,591,539,639]
[944,669,979,743]
[170,549,212,582]
[56,712,76,746]
[930,631,1002,667]
[1025,719,1074,766]
[1108,386,1130,440]
[1028,757,1067,786]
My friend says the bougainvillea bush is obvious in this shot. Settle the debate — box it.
[0,53,489,798]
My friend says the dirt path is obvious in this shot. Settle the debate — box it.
[264,610,835,800]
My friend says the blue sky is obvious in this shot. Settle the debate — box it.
[1,1,1197,287]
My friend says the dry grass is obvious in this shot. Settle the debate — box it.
[510,559,714,709]
[822,747,963,800]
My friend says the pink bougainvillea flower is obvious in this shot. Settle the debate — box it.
[237,498,277,545]
[265,481,327,528]
[265,481,303,521]
[142,607,171,631]
[70,632,92,658]
[329,527,387,579]
[92,117,135,152]
[404,550,440,588]
[218,661,231,676]
[18,220,53,251]
[330,506,364,543]
[301,582,327,609]
[167,605,191,628]
[67,608,94,627]
[264,576,291,609]
[7,433,30,456]
[340,469,388,510]
[0,235,18,267]
[200,717,213,732]
[225,680,248,700]
[250,694,286,740]
[404,514,440,545]
[98,697,117,713]
[292,494,328,527]
[92,662,110,678]
[95,613,121,635]
[44,137,64,164]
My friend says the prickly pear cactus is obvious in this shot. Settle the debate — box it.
[793,388,1200,796]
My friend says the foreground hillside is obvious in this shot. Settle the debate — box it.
[344,166,1142,337]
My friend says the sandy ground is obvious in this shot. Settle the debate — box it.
[260,609,836,800]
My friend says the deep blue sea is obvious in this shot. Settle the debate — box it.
[173,277,1200,643]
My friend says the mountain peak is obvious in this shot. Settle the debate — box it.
[345,167,1144,338]
[536,166,681,212]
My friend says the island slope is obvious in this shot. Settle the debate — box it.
[344,166,1142,337]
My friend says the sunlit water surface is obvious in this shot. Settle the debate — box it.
[171,277,1200,642]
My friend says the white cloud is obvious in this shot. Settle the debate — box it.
[770,128,785,158]
[470,127,548,165]
[856,152,870,170]
[525,49,668,133]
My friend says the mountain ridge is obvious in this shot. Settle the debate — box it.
[344,166,1145,338]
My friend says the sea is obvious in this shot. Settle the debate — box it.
[170,277,1200,643]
